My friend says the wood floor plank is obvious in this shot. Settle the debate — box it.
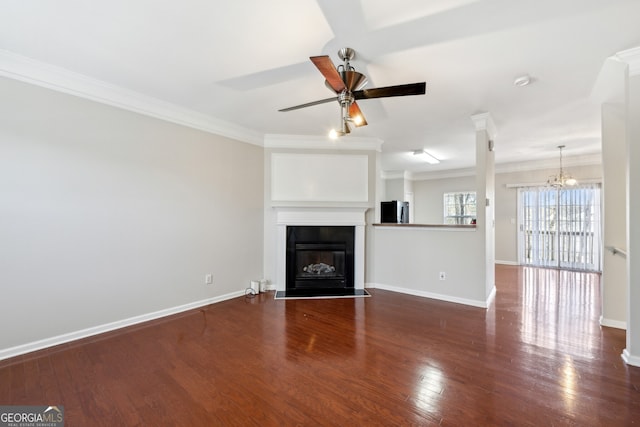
[0,265,639,425]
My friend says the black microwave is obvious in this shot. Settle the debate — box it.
[381,201,409,223]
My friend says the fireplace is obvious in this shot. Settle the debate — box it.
[274,208,367,293]
[286,226,355,291]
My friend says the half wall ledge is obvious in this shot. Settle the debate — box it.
[372,224,476,229]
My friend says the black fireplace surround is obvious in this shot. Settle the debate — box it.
[286,226,355,296]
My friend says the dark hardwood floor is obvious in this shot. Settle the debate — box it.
[1,265,639,425]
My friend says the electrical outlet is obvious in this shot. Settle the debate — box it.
[439,271,446,281]
[205,274,213,285]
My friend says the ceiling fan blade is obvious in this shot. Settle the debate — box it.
[278,96,337,112]
[310,55,346,93]
[349,102,368,127]
[354,82,426,100]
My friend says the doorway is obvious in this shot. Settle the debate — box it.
[517,184,602,271]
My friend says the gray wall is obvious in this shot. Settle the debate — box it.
[413,175,476,224]
[384,178,405,202]
[601,103,627,328]
[0,77,264,353]
[390,163,603,264]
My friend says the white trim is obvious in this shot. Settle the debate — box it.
[0,49,263,146]
[264,134,383,151]
[622,348,640,367]
[275,207,368,226]
[408,168,476,181]
[505,178,602,188]
[485,285,497,307]
[470,112,497,140]
[517,188,525,265]
[496,154,602,174]
[274,208,368,292]
[381,170,415,180]
[370,283,490,308]
[495,260,518,266]
[591,56,628,104]
[615,46,640,77]
[600,316,626,330]
[0,290,244,361]
[399,153,602,182]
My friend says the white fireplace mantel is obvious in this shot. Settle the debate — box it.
[275,207,368,292]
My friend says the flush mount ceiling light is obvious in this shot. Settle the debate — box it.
[513,75,531,87]
[413,149,440,164]
[547,145,577,187]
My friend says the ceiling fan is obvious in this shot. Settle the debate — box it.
[279,47,426,138]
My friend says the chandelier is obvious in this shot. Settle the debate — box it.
[547,145,577,187]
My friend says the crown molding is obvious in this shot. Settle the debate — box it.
[470,112,497,139]
[0,49,263,146]
[495,153,601,174]
[615,46,640,77]
[591,56,628,104]
[264,134,383,151]
[380,170,416,180]
[410,167,476,181]
[384,152,601,181]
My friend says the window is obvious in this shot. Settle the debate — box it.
[443,192,476,224]
[518,184,601,271]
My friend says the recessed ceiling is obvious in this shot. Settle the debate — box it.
[1,0,638,174]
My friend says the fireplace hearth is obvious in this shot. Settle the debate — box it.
[286,226,355,294]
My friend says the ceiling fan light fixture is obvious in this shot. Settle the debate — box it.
[413,149,440,164]
[329,129,348,139]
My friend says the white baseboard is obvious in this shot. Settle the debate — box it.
[622,349,640,367]
[485,286,497,307]
[495,260,519,266]
[0,290,244,362]
[600,316,627,330]
[367,282,489,308]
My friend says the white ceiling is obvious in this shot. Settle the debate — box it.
[1,0,638,173]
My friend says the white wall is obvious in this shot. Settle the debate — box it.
[262,147,378,289]
[625,69,640,365]
[0,77,264,355]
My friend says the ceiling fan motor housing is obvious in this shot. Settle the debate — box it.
[338,91,355,106]
[339,71,368,92]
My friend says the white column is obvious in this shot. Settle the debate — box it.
[600,102,627,329]
[620,48,640,366]
[471,112,497,302]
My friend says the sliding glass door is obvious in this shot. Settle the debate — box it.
[518,184,602,271]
